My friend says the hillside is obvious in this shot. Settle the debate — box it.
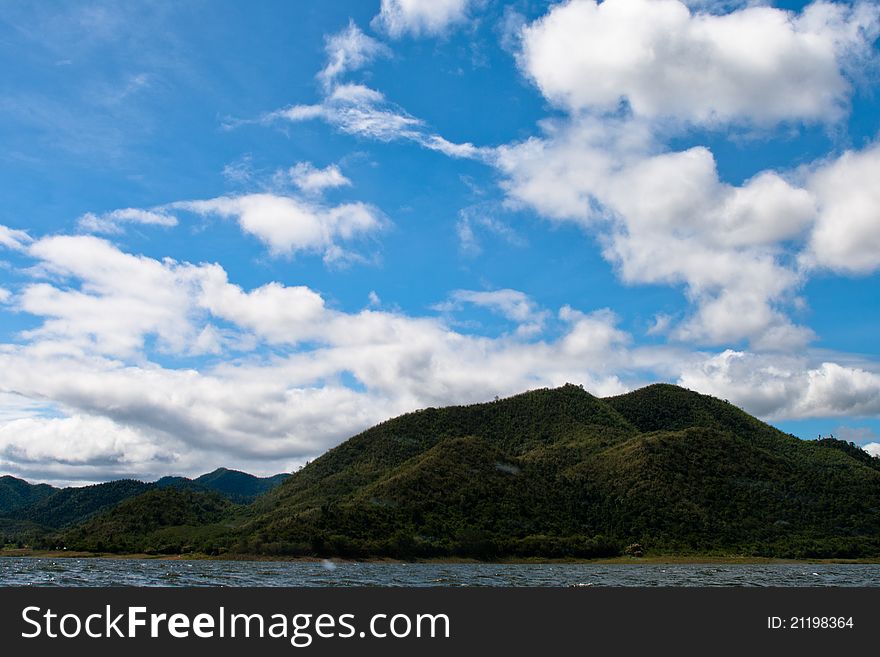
[10,480,152,529]
[0,476,56,514]
[32,384,880,559]
[1,467,290,544]
[61,488,237,555]
[157,468,291,503]
[227,384,880,559]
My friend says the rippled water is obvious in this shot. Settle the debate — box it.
[1,558,879,587]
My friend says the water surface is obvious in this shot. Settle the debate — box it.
[2,558,879,587]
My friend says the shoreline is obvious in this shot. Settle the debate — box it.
[2,549,879,565]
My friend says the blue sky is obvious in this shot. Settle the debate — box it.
[1,0,879,484]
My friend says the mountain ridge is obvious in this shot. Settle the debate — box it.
[3,383,879,559]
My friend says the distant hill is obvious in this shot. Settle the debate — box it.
[21,384,880,559]
[1,467,289,541]
[11,480,152,529]
[0,476,56,514]
[61,488,236,555]
[156,468,291,503]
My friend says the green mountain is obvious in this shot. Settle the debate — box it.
[1,466,291,543]
[61,488,236,555]
[11,479,152,529]
[0,476,56,514]
[156,468,291,503]
[227,384,880,559]
[36,384,880,559]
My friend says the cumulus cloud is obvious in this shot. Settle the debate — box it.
[77,207,178,234]
[518,0,879,124]
[678,350,880,419]
[373,0,472,38]
[173,193,385,262]
[864,443,880,457]
[318,21,389,87]
[3,233,879,482]
[805,142,880,274]
[0,236,641,480]
[495,116,817,349]
[198,268,328,345]
[21,235,204,357]
[0,414,176,482]
[288,162,351,194]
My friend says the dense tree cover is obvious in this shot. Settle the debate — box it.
[11,384,880,559]
[11,480,152,529]
[231,384,880,559]
[814,438,880,472]
[0,517,50,548]
[60,489,237,554]
[1,468,290,547]
[0,476,56,514]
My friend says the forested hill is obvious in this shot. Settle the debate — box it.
[233,384,880,559]
[7,383,880,560]
[155,468,291,503]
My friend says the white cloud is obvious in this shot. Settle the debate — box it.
[864,442,880,457]
[174,193,385,261]
[198,268,328,345]
[288,162,351,194]
[270,84,488,160]
[495,116,816,349]
[374,0,472,38]
[273,84,424,142]
[0,235,640,479]
[0,224,32,250]
[519,0,879,124]
[3,234,879,481]
[318,21,389,87]
[21,235,204,358]
[0,414,175,479]
[678,349,880,419]
[77,207,178,234]
[805,142,880,274]
[420,135,485,159]
[0,288,10,304]
[440,289,550,337]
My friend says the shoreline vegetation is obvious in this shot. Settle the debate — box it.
[3,384,880,562]
[2,548,880,565]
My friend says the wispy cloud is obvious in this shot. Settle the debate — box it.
[318,21,389,88]
[77,208,178,234]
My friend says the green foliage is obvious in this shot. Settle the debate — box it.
[0,476,56,515]
[156,468,291,503]
[814,438,880,471]
[59,488,237,554]
[11,480,151,529]
[10,384,880,560]
[232,384,880,559]
[0,517,50,549]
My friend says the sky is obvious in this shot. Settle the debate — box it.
[1,0,879,486]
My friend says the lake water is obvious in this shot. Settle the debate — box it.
[1,558,879,586]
